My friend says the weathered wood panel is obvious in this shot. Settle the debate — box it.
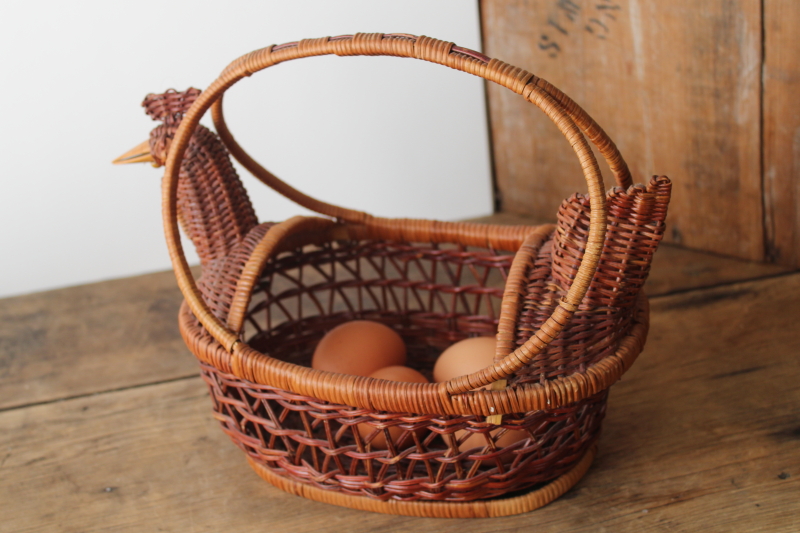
[0,270,199,411]
[2,273,799,531]
[763,1,800,266]
[481,0,764,261]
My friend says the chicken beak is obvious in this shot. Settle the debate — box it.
[113,140,160,167]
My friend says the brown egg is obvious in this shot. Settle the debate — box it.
[369,365,428,384]
[357,366,428,450]
[312,320,406,377]
[432,336,498,385]
[434,337,525,461]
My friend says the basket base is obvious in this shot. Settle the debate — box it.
[246,444,597,518]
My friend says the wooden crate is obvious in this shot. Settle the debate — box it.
[481,0,800,267]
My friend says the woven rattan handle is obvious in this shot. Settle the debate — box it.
[210,44,632,224]
[163,33,609,395]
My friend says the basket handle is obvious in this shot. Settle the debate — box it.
[210,44,632,226]
[162,33,610,395]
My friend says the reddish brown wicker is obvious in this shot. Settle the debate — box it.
[145,33,671,517]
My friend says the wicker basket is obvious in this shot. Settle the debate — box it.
[154,33,671,517]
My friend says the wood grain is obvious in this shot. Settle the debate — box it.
[0,270,199,411]
[763,0,800,266]
[481,0,765,261]
[642,243,788,296]
[2,274,798,531]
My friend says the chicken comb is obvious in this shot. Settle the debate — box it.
[142,88,202,123]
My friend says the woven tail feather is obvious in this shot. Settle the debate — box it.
[513,176,672,384]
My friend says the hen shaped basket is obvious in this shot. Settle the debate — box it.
[144,34,671,518]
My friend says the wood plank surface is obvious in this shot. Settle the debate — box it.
[0,270,198,411]
[640,243,788,296]
[2,273,798,532]
[763,0,800,266]
[481,0,765,261]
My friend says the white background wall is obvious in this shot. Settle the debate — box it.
[0,1,492,298]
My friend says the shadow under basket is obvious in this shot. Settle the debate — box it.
[155,33,669,518]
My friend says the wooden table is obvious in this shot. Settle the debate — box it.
[2,238,798,532]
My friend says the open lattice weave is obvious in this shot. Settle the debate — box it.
[176,175,666,502]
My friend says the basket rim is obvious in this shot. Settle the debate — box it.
[178,288,649,417]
